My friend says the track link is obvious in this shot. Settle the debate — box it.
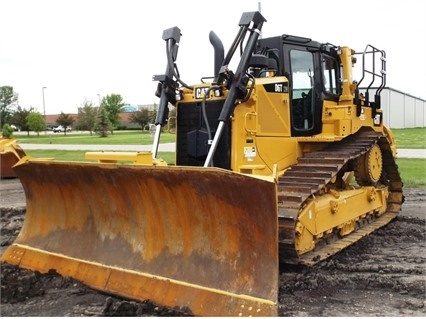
[278,128,404,265]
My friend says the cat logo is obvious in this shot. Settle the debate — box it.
[195,87,210,99]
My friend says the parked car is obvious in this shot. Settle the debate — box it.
[53,126,71,133]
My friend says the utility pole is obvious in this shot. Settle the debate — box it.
[42,86,47,134]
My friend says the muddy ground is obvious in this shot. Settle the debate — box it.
[0,178,425,316]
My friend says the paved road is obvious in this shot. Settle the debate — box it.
[395,149,426,158]
[18,143,425,158]
[19,143,176,152]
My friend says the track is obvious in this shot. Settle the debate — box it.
[277,128,404,265]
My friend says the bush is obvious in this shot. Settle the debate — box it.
[1,124,14,138]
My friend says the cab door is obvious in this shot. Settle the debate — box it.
[282,41,341,137]
[282,45,323,136]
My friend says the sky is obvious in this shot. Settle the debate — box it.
[1,0,425,115]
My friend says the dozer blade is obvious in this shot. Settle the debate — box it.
[0,138,26,178]
[1,159,278,316]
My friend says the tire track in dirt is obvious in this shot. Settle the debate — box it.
[278,216,425,316]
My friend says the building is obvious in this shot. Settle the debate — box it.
[45,104,156,130]
[360,87,426,128]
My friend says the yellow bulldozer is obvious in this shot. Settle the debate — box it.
[2,11,403,316]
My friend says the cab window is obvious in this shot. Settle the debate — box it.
[290,49,314,130]
[322,55,340,96]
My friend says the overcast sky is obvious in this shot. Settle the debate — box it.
[1,0,425,115]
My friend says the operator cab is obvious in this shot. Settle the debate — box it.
[256,35,341,136]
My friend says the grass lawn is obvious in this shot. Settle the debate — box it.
[395,158,426,187]
[392,127,426,149]
[13,130,175,145]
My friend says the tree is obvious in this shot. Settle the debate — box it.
[129,108,150,130]
[151,102,158,124]
[94,106,112,137]
[26,112,45,136]
[12,106,33,136]
[1,123,14,138]
[56,112,75,136]
[76,100,98,135]
[168,106,176,131]
[102,94,124,133]
[0,86,18,128]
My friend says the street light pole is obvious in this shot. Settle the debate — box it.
[97,93,101,106]
[42,86,47,134]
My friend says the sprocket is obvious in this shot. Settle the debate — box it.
[354,143,383,185]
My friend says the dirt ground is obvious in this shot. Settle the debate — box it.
[0,178,425,317]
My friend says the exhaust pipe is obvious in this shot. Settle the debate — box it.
[209,31,224,79]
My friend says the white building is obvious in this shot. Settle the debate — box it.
[360,87,426,129]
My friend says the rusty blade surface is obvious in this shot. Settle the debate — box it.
[2,160,278,316]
